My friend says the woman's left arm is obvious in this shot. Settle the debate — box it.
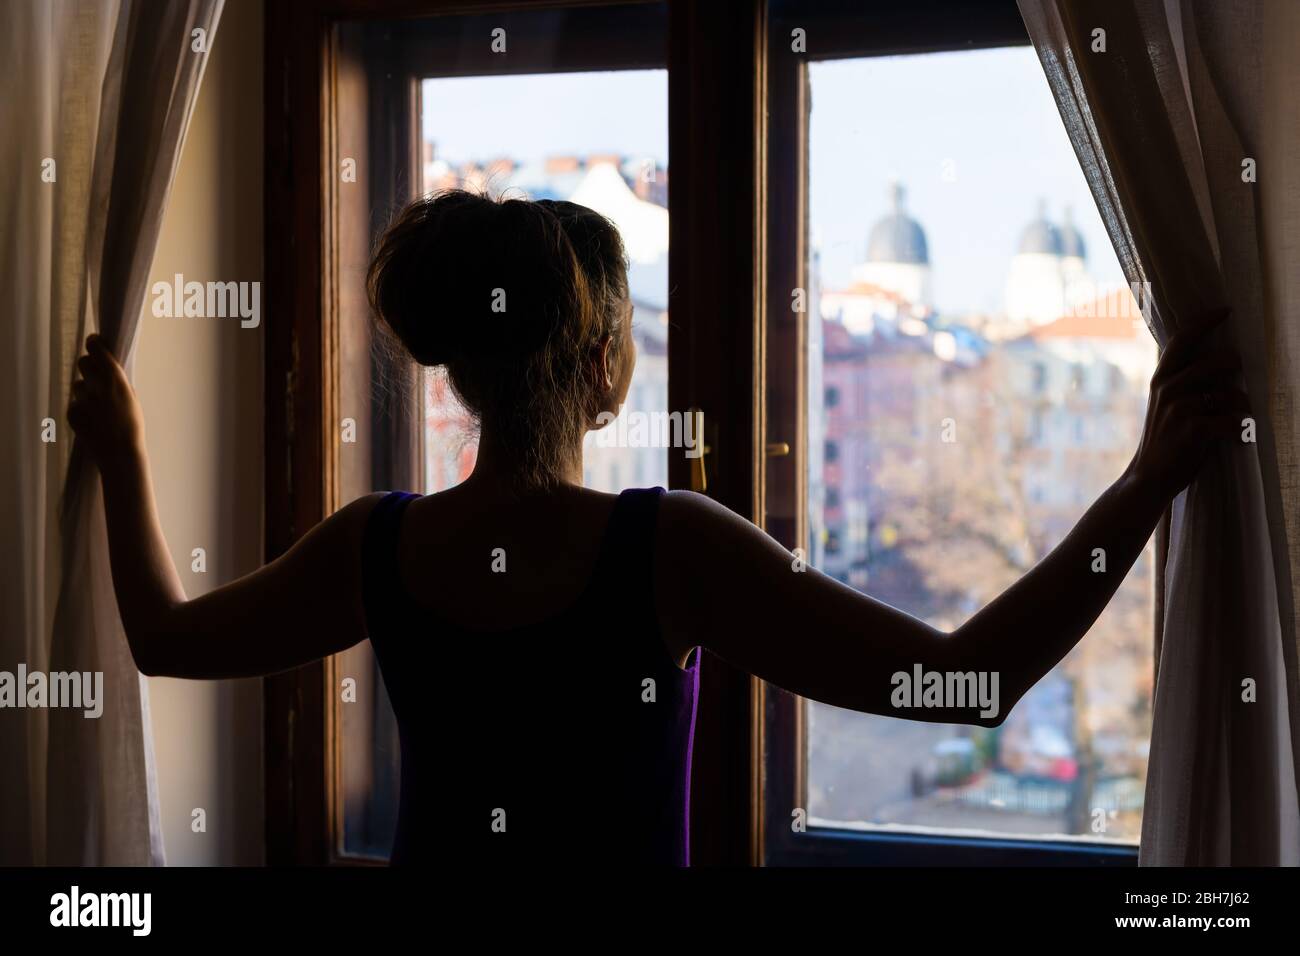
[69,335,378,679]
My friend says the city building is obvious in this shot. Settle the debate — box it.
[820,182,934,336]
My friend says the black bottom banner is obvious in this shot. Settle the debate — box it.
[0,864,1288,941]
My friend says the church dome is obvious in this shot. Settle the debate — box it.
[1059,205,1086,260]
[1018,199,1063,256]
[867,183,929,265]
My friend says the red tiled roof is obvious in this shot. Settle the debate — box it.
[825,281,911,306]
[1032,289,1146,340]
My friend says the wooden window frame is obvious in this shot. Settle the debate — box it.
[760,0,1142,866]
[264,0,1146,868]
[263,0,765,866]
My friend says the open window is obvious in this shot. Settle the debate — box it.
[761,0,1154,865]
[266,0,770,866]
[265,0,1155,867]
[331,7,670,862]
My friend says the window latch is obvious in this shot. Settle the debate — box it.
[687,407,710,493]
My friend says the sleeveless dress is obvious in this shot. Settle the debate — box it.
[360,486,700,866]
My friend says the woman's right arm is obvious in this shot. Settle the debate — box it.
[70,335,381,679]
[655,310,1245,727]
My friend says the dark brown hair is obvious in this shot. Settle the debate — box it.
[367,190,629,489]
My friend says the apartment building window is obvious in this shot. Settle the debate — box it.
[1032,361,1048,393]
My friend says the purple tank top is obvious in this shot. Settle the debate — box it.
[361,486,699,866]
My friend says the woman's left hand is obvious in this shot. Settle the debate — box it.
[1126,308,1249,505]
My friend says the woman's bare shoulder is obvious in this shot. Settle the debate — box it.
[658,489,784,548]
[314,492,393,556]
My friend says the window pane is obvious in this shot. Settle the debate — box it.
[805,49,1157,842]
[418,72,669,494]
[332,25,667,858]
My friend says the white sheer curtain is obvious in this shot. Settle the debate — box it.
[1018,0,1300,865]
[0,0,223,865]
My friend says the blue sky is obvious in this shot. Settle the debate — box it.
[421,47,1123,316]
[808,48,1122,313]
[421,71,668,168]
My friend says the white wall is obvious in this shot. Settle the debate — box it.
[133,0,264,866]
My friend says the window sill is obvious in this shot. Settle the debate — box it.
[766,826,1139,867]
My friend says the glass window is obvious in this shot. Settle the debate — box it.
[418,72,669,496]
[331,8,668,861]
[1032,362,1048,392]
[800,48,1157,843]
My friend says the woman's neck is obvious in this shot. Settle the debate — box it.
[464,431,585,495]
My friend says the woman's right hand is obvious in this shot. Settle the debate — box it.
[1126,307,1250,505]
[67,334,146,472]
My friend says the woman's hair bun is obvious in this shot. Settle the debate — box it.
[367,190,590,367]
[365,188,627,490]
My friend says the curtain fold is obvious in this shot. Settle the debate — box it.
[1019,0,1300,865]
[0,0,223,866]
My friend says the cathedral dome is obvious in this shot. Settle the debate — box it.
[1059,205,1086,260]
[867,183,929,265]
[1018,199,1063,256]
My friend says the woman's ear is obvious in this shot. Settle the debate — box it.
[593,333,615,392]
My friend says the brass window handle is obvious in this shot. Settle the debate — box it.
[688,408,710,493]
[689,450,708,493]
